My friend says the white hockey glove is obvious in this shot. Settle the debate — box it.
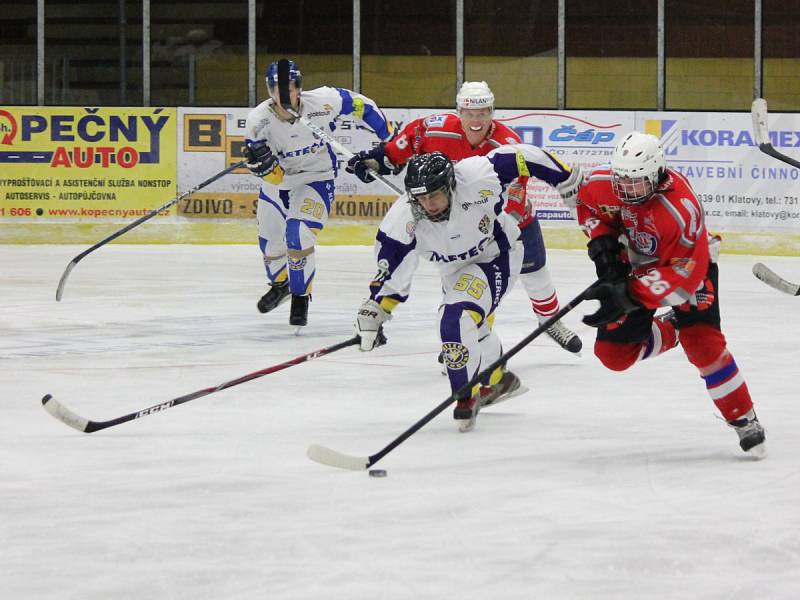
[355,299,391,351]
[555,166,583,209]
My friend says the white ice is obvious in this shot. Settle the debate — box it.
[2,244,799,599]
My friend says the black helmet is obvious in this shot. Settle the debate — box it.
[404,152,455,222]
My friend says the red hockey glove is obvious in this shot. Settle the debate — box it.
[504,181,532,225]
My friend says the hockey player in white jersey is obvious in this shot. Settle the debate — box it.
[355,147,580,431]
[243,59,393,326]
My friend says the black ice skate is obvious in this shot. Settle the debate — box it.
[545,320,583,354]
[477,371,526,408]
[728,409,766,458]
[289,294,310,327]
[453,370,528,432]
[257,280,290,314]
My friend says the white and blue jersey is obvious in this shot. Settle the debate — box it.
[370,144,571,307]
[368,144,573,393]
[244,86,393,189]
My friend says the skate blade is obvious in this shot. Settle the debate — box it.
[458,416,477,433]
[480,384,529,409]
[744,442,767,460]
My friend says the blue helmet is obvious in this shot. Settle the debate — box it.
[266,59,303,93]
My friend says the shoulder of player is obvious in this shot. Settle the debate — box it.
[490,121,522,144]
[421,112,461,130]
[245,100,276,135]
[454,157,502,205]
[379,196,417,241]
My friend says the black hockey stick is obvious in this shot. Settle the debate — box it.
[306,282,597,471]
[55,160,246,301]
[42,335,360,433]
[751,98,800,169]
[286,107,404,195]
[752,262,800,296]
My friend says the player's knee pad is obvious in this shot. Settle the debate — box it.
[679,323,727,368]
[594,339,641,371]
[439,304,481,343]
[285,219,319,251]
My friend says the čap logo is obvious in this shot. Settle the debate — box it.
[549,123,615,145]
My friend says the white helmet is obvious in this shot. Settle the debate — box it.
[610,132,666,204]
[456,81,494,111]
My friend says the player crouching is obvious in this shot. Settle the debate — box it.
[354,146,580,431]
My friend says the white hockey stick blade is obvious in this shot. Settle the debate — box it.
[55,260,77,301]
[306,444,370,471]
[752,262,800,296]
[41,394,90,432]
[751,98,770,145]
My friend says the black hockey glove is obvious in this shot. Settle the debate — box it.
[587,235,630,282]
[346,143,398,183]
[244,140,279,177]
[582,279,641,328]
[583,235,639,327]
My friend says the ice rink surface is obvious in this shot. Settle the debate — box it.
[2,244,799,599]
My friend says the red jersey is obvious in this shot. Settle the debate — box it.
[576,167,710,310]
[383,112,522,166]
[384,112,532,225]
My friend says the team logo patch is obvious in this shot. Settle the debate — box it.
[406,220,416,235]
[632,230,658,255]
[288,256,307,270]
[424,115,447,128]
[442,342,469,369]
[478,215,491,235]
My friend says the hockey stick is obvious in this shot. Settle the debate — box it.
[286,107,403,196]
[307,281,597,471]
[42,335,360,433]
[752,262,800,296]
[751,98,800,169]
[55,160,246,301]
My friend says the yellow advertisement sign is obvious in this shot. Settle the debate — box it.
[0,107,176,221]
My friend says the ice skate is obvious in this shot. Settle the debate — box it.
[289,294,310,327]
[477,370,527,408]
[257,280,290,314]
[545,320,583,354]
[453,394,480,432]
[728,409,766,458]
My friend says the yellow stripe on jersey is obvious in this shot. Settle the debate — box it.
[352,97,365,119]
[546,149,572,172]
[515,151,530,177]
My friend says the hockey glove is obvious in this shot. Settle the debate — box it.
[582,279,640,328]
[555,166,583,209]
[587,235,630,282]
[244,140,279,177]
[355,299,391,351]
[504,180,532,224]
[346,144,398,184]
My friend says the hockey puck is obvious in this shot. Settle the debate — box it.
[368,469,387,478]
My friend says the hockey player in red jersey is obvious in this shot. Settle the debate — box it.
[576,131,766,456]
[346,81,583,355]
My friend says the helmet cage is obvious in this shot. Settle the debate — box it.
[266,59,303,107]
[404,152,456,222]
[610,132,666,205]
